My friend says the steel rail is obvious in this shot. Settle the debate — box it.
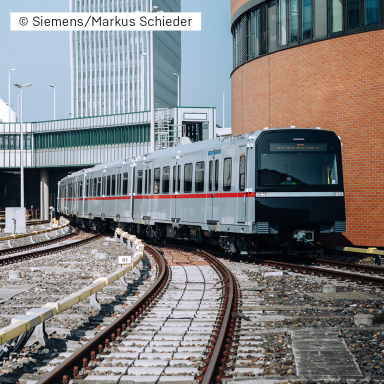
[0,233,102,267]
[199,249,236,384]
[260,259,384,287]
[0,232,76,256]
[314,258,384,275]
[37,244,168,384]
[0,220,50,229]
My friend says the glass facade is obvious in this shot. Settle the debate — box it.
[232,0,384,69]
[34,125,149,150]
[70,0,181,118]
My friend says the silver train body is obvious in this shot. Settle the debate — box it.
[58,128,346,253]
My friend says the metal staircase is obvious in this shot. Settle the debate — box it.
[154,108,183,150]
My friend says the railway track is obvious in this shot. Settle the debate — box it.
[208,249,384,288]
[0,232,76,257]
[0,232,102,267]
[33,243,239,384]
[0,220,50,230]
[1,234,383,383]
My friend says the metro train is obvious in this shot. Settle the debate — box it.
[58,128,346,254]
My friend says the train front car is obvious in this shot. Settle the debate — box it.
[255,128,346,253]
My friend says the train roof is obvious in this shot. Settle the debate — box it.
[59,127,336,183]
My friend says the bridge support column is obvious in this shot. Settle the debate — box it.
[40,169,49,220]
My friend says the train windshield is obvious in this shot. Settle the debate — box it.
[257,131,342,187]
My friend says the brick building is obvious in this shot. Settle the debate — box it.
[230,0,383,247]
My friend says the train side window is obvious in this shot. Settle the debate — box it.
[184,163,193,193]
[163,166,170,193]
[154,168,160,194]
[79,181,83,197]
[89,179,93,197]
[239,154,246,191]
[107,176,111,196]
[148,169,151,194]
[117,174,121,195]
[137,170,143,194]
[111,175,116,196]
[223,158,232,191]
[97,177,102,196]
[122,172,128,195]
[215,160,219,191]
[195,162,205,192]
[102,176,106,196]
[177,165,181,192]
[86,180,89,197]
[173,166,176,193]
[145,170,148,194]
[209,161,213,191]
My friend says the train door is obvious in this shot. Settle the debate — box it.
[207,150,221,222]
[120,167,130,221]
[116,169,122,220]
[144,161,153,219]
[73,177,78,215]
[84,174,90,217]
[172,160,181,220]
[237,148,247,224]
[133,166,145,220]
[130,164,135,220]
[64,183,68,216]
[79,175,85,217]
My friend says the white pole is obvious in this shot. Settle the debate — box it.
[177,76,179,107]
[223,93,225,129]
[14,82,32,208]
[150,28,154,153]
[141,53,148,111]
[141,54,144,111]
[17,95,20,122]
[20,87,24,208]
[8,71,11,123]
[8,69,16,122]
[172,73,180,107]
[49,84,55,120]
[54,87,56,120]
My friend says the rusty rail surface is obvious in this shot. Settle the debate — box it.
[209,248,384,285]
[259,259,384,287]
[37,244,168,384]
[0,233,76,257]
[198,249,237,384]
[0,233,102,267]
[313,258,384,275]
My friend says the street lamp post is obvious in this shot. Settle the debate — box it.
[8,69,16,122]
[13,82,32,209]
[173,73,180,107]
[150,5,160,153]
[223,93,225,129]
[17,95,20,122]
[141,53,148,111]
[49,84,56,120]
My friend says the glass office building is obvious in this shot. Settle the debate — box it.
[70,0,181,118]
